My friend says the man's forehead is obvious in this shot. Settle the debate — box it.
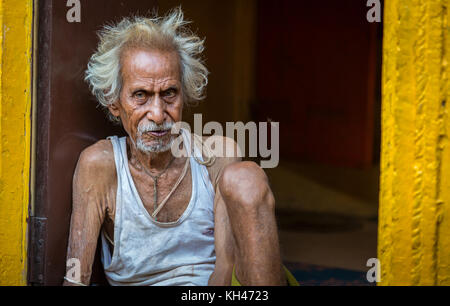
[121,48,181,82]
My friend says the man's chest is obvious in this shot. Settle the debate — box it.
[136,169,193,223]
[106,164,194,224]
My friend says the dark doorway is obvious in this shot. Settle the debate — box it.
[254,0,382,284]
[255,0,379,168]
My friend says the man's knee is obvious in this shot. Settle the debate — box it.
[218,161,275,212]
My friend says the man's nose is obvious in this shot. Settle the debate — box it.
[146,94,165,124]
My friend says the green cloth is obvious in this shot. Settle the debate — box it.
[231,265,299,286]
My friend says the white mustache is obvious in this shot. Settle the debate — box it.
[138,121,174,134]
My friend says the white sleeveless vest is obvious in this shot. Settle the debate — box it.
[100,129,216,286]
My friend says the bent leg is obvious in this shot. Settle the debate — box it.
[218,161,286,285]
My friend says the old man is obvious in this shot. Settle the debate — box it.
[63,8,290,286]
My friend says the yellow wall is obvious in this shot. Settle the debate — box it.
[379,0,450,285]
[0,0,33,285]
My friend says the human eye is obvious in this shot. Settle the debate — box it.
[162,87,178,100]
[133,90,147,102]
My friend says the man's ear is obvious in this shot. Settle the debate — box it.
[107,100,120,118]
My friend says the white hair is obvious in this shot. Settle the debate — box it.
[85,7,209,123]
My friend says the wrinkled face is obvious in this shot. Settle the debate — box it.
[108,48,184,154]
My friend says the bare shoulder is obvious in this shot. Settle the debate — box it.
[75,138,116,183]
[78,139,114,168]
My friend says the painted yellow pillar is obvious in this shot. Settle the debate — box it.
[379,0,450,285]
[0,0,33,285]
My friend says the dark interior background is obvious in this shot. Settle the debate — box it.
[31,0,381,285]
